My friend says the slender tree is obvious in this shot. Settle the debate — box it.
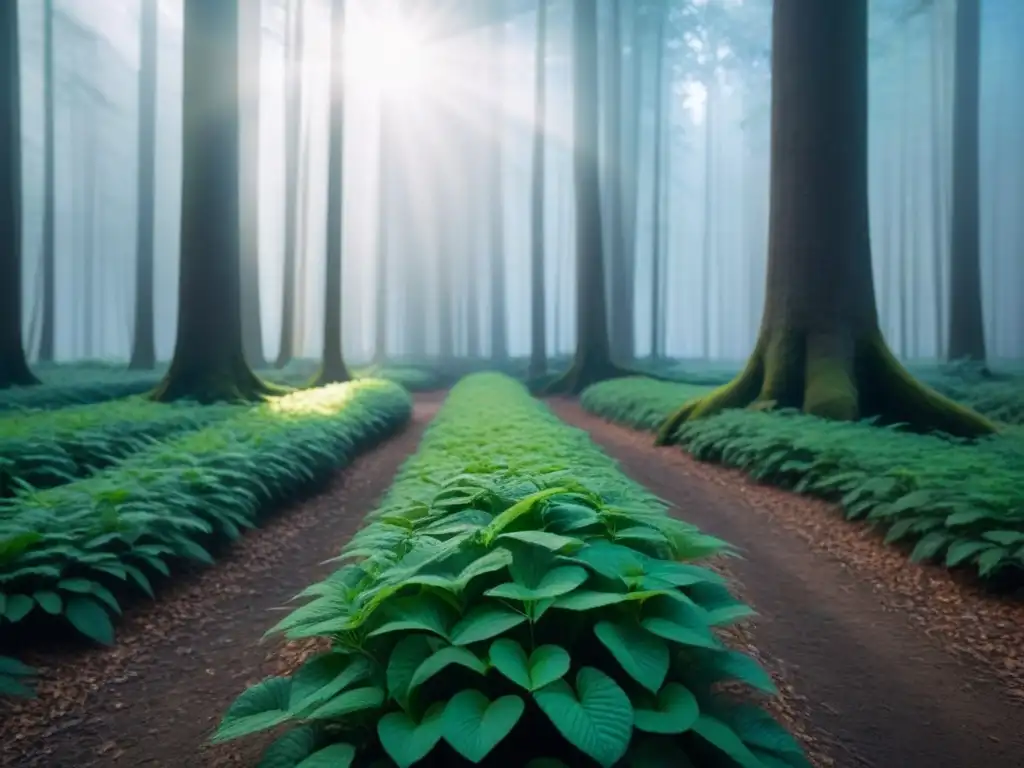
[38,0,56,363]
[657,0,992,441]
[129,0,159,369]
[373,104,391,366]
[545,0,628,394]
[0,0,38,387]
[649,0,667,361]
[151,0,271,402]
[488,18,508,363]
[240,0,266,368]
[947,0,986,364]
[314,0,349,385]
[527,0,549,380]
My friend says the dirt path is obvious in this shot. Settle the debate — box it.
[0,395,442,768]
[551,400,1024,768]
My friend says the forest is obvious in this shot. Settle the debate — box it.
[0,0,1022,765]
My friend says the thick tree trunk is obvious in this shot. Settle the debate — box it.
[314,0,349,386]
[151,0,269,403]
[546,0,626,394]
[373,105,390,366]
[38,0,56,363]
[657,0,993,441]
[489,20,508,363]
[129,0,159,370]
[947,0,986,363]
[527,0,548,380]
[239,0,266,368]
[0,0,38,387]
[276,0,304,368]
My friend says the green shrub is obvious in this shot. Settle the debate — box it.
[0,655,35,698]
[0,380,411,650]
[214,374,805,768]
[0,399,242,497]
[582,379,1024,581]
[0,373,163,413]
[357,366,443,392]
[580,378,712,432]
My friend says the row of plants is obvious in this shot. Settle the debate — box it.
[0,380,413,663]
[215,373,806,768]
[581,378,1024,581]
[0,399,243,498]
[0,372,164,413]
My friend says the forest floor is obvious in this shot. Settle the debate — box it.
[3,391,1023,768]
[549,399,1024,768]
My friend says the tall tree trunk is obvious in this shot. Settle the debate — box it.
[618,1,644,360]
[657,0,992,441]
[151,0,269,403]
[649,3,667,361]
[0,0,38,386]
[606,0,632,363]
[130,0,159,369]
[546,0,625,394]
[82,83,97,360]
[947,0,986,363]
[527,0,549,380]
[701,78,715,357]
[315,0,349,385]
[38,0,56,363]
[373,105,390,366]
[929,2,946,357]
[489,19,508,362]
[464,115,480,360]
[276,0,304,368]
[898,42,910,358]
[240,0,266,368]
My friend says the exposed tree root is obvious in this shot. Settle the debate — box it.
[311,359,351,388]
[543,351,633,396]
[0,360,40,389]
[149,360,283,404]
[656,328,996,445]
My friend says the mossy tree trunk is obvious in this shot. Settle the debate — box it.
[276,0,304,369]
[947,0,986,363]
[314,0,349,386]
[151,0,270,404]
[38,0,56,363]
[545,0,628,395]
[527,0,549,381]
[129,0,158,370]
[0,0,38,388]
[240,0,266,369]
[657,0,993,443]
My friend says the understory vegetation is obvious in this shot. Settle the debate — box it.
[215,373,806,768]
[581,375,1024,582]
[0,380,411,657]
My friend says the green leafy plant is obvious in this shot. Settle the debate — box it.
[215,374,805,767]
[582,378,1024,581]
[0,655,36,698]
[0,380,411,654]
[0,372,164,413]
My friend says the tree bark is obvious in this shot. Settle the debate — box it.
[657,0,993,441]
[314,0,349,385]
[129,0,159,369]
[151,0,270,403]
[489,18,508,362]
[239,0,266,368]
[276,0,304,368]
[947,0,986,363]
[0,0,38,386]
[545,0,626,394]
[373,104,390,366]
[649,2,667,361]
[527,0,549,380]
[38,0,56,363]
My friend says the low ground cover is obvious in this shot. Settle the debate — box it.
[0,373,163,413]
[582,378,1024,582]
[215,373,805,767]
[0,380,412,659]
[0,399,242,497]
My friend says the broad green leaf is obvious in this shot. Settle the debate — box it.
[594,620,668,693]
[498,531,582,552]
[289,655,371,715]
[387,635,435,709]
[367,596,456,640]
[294,743,355,767]
[3,594,33,623]
[214,677,293,743]
[691,714,763,768]
[489,639,570,691]
[306,686,384,720]
[632,683,699,734]
[377,704,446,767]
[32,590,62,615]
[410,646,488,691]
[255,725,320,768]
[533,667,633,768]
[65,596,114,645]
[442,690,524,763]
[485,566,588,602]
[450,604,527,646]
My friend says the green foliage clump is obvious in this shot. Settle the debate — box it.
[357,365,443,392]
[0,655,35,698]
[215,373,806,768]
[0,399,242,498]
[581,378,713,432]
[0,380,411,654]
[0,372,163,413]
[582,379,1024,581]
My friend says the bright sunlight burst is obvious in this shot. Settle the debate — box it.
[346,8,436,97]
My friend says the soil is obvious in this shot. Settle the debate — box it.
[549,399,1024,768]
[0,394,444,768]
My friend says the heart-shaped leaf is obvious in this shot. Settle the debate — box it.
[377,703,446,767]
[489,639,570,691]
[442,690,525,762]
[486,565,588,602]
[632,683,699,734]
[594,620,668,693]
[533,667,633,768]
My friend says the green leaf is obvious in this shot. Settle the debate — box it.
[485,566,588,602]
[3,594,34,623]
[533,667,633,768]
[65,596,114,645]
[553,589,630,611]
[450,604,527,646]
[482,488,569,543]
[729,704,807,759]
[641,598,719,650]
[498,531,582,552]
[442,690,524,763]
[0,656,35,676]
[33,590,62,615]
[632,683,699,734]
[367,596,456,640]
[712,650,778,695]
[594,620,668,693]
[214,677,293,743]
[945,539,991,567]
[410,646,488,691]
[977,547,1009,577]
[289,655,372,716]
[377,704,446,767]
[489,639,570,691]
[909,531,950,563]
[306,686,383,720]
[255,725,320,768]
[691,714,763,768]
[387,635,435,710]
[294,743,355,767]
